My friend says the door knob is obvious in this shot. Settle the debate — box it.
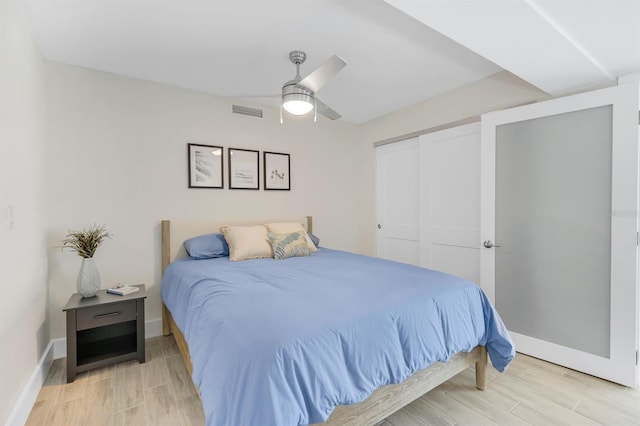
[377,224,382,229]
[483,240,501,248]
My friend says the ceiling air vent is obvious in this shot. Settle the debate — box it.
[232,105,263,118]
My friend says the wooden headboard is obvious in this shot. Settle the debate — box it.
[161,216,313,274]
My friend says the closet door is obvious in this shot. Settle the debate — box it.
[375,138,419,265]
[481,84,639,386]
[419,123,480,283]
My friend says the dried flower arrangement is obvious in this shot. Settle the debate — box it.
[61,224,112,258]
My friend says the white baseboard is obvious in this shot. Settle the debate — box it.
[5,318,163,426]
[5,340,55,426]
[52,337,65,360]
[146,318,163,339]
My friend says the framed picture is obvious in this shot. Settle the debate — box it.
[264,152,290,190]
[229,148,259,190]
[188,143,223,188]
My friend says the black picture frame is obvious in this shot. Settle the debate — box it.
[228,148,260,190]
[264,152,290,191]
[188,143,223,188]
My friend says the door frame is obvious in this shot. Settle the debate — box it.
[480,84,639,387]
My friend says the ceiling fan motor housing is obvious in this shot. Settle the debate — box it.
[282,80,314,100]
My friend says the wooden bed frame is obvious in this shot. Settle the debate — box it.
[160,217,488,425]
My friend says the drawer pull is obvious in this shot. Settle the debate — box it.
[94,311,121,319]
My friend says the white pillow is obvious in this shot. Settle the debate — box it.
[264,222,318,253]
[221,225,273,261]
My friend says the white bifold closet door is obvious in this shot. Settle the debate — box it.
[375,124,481,280]
[376,137,420,265]
[419,123,481,283]
[481,84,639,386]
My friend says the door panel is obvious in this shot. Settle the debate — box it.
[376,138,419,265]
[481,84,639,386]
[431,245,479,284]
[384,239,419,265]
[420,123,481,283]
[495,105,612,358]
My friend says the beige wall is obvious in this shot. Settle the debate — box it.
[44,63,366,339]
[0,1,49,423]
[355,71,550,253]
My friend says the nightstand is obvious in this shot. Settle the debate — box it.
[63,284,146,383]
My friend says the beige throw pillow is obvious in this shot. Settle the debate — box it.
[265,222,318,253]
[221,225,273,261]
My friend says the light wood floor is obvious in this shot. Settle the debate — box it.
[26,335,640,426]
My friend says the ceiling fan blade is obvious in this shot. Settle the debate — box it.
[298,55,347,93]
[315,98,341,120]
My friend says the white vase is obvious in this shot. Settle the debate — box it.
[77,257,101,298]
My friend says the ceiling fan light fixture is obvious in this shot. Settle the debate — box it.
[283,93,314,115]
[282,80,314,116]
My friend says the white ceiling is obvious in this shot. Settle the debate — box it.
[19,0,640,123]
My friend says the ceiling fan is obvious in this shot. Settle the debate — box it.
[280,50,347,120]
[235,51,347,121]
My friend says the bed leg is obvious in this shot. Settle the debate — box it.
[475,346,488,390]
[162,303,171,336]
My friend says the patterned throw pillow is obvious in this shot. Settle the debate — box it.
[265,222,318,253]
[268,231,312,260]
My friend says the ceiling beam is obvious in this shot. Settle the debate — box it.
[384,0,615,96]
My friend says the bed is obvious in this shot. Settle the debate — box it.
[160,217,514,426]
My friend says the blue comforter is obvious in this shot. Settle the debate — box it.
[161,248,514,426]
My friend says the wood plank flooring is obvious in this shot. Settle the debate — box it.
[26,335,640,425]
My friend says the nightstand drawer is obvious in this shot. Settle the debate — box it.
[77,301,137,330]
